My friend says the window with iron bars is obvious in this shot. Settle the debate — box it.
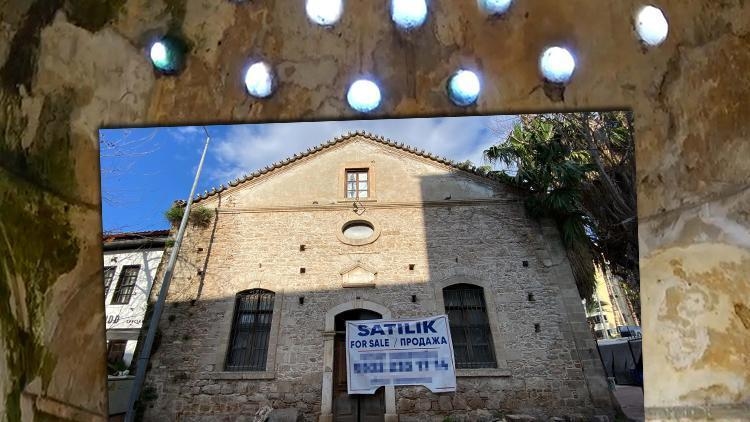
[111,265,140,305]
[225,289,275,371]
[443,284,497,369]
[103,266,116,298]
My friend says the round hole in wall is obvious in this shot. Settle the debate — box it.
[306,0,343,26]
[477,0,512,16]
[539,46,576,84]
[447,69,481,106]
[244,61,275,98]
[635,5,668,46]
[149,36,186,74]
[342,221,375,240]
[150,41,168,66]
[391,0,428,30]
[347,79,381,112]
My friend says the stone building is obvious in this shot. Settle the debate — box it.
[141,132,613,421]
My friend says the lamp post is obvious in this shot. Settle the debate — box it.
[124,127,211,422]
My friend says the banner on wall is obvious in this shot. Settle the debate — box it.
[345,315,457,394]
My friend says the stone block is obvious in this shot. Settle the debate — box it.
[452,395,469,410]
[267,408,303,422]
[415,398,432,411]
[398,398,415,412]
[302,393,317,403]
[473,409,496,422]
[505,415,536,421]
[278,382,292,393]
[439,395,453,411]
[201,384,221,395]
[467,397,486,409]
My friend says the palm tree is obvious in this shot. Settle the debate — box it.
[484,112,638,311]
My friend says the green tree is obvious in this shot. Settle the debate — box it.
[484,112,638,313]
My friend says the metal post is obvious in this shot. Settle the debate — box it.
[124,127,211,422]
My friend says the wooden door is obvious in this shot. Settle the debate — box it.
[332,309,385,422]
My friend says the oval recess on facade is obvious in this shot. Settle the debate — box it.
[337,219,381,246]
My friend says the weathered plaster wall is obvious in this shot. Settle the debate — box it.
[1,0,749,421]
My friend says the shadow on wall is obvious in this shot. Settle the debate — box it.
[132,171,617,421]
[417,171,616,416]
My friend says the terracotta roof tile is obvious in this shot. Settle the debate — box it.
[190,131,507,203]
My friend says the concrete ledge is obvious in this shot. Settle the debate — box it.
[645,404,750,420]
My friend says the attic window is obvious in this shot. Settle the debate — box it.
[346,169,368,199]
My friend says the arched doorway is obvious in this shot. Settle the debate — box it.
[333,309,385,422]
[320,300,396,422]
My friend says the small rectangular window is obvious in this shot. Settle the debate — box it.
[106,340,127,364]
[345,169,368,199]
[103,266,116,298]
[111,265,140,305]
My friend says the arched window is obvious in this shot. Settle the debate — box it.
[443,284,497,369]
[225,289,275,371]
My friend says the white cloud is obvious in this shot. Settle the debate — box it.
[205,115,519,184]
[169,126,204,141]
[177,126,202,134]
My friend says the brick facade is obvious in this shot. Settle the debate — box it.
[141,134,613,421]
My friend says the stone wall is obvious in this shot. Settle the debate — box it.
[1,1,749,421]
[141,142,613,420]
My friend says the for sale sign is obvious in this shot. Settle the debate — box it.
[345,315,457,394]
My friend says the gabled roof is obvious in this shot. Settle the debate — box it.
[191,130,508,203]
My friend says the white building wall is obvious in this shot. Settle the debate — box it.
[103,248,164,335]
[103,245,165,416]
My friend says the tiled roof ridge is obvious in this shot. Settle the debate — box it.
[190,130,505,203]
[102,229,171,242]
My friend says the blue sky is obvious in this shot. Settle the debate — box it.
[99,115,519,233]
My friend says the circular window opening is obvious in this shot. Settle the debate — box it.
[343,221,375,240]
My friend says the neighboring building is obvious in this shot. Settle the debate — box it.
[102,230,169,418]
[584,265,640,340]
[141,132,613,421]
[604,271,640,329]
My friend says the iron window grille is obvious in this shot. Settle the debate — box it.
[103,266,116,298]
[443,284,497,369]
[110,265,140,305]
[346,169,369,199]
[225,289,275,371]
